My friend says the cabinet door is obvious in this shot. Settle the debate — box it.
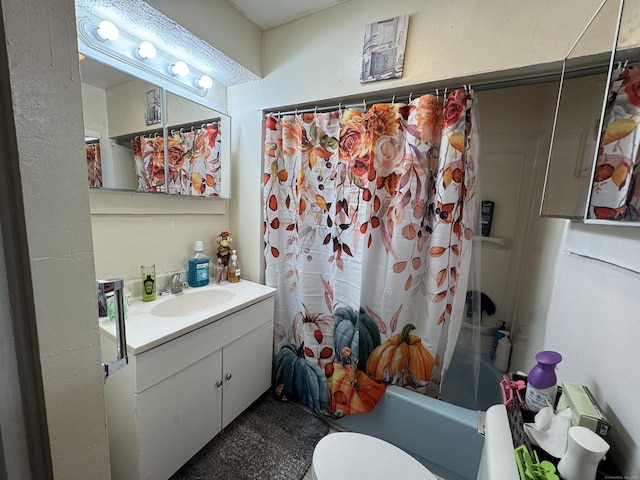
[136,349,222,480]
[221,321,273,428]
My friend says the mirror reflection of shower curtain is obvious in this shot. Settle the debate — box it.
[588,65,640,220]
[86,143,102,188]
[131,123,222,196]
[132,136,165,192]
[167,123,222,197]
[264,91,478,417]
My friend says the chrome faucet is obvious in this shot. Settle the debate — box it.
[161,272,188,295]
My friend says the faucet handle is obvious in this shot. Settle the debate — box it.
[171,272,183,283]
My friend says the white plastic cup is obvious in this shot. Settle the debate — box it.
[557,426,609,480]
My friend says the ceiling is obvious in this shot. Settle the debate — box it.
[226,0,351,30]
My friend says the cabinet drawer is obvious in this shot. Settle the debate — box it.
[135,297,274,393]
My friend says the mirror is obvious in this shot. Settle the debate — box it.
[541,0,623,219]
[80,56,231,198]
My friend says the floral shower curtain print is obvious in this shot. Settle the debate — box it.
[86,143,102,188]
[589,65,640,220]
[133,135,165,192]
[131,123,222,196]
[167,123,223,197]
[264,91,478,417]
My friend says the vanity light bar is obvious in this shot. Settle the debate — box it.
[82,17,215,93]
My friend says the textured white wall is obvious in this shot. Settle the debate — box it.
[0,0,111,477]
[544,225,640,473]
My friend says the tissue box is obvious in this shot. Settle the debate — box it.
[557,381,612,438]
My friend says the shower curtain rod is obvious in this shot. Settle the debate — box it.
[264,64,609,117]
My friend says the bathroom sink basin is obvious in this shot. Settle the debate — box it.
[150,288,235,317]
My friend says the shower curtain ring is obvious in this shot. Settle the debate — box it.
[362,99,367,110]
[314,106,318,115]
[391,95,395,106]
[409,92,413,102]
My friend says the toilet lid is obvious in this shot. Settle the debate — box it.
[312,432,436,480]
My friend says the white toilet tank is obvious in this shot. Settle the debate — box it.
[477,404,519,479]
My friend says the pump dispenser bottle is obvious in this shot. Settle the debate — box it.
[227,250,241,283]
[188,241,209,287]
[525,350,562,411]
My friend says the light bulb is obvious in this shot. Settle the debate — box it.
[196,75,214,89]
[96,20,119,41]
[137,41,157,60]
[169,61,189,76]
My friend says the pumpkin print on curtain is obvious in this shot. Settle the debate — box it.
[265,91,478,417]
[589,65,640,220]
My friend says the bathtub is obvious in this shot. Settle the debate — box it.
[335,385,485,480]
[440,347,504,411]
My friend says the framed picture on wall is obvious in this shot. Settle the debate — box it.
[145,87,162,125]
[360,14,409,83]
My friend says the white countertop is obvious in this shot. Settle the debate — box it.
[99,280,276,355]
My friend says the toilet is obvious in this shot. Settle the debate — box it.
[311,431,437,480]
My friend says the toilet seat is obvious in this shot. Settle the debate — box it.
[311,432,436,480]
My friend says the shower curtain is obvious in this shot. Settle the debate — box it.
[132,123,222,196]
[589,65,640,220]
[264,91,478,416]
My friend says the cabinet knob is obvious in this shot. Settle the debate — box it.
[215,380,223,388]
[225,373,232,381]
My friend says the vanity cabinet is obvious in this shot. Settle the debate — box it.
[101,296,274,480]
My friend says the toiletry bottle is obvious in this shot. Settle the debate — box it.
[525,350,562,411]
[215,258,226,284]
[141,264,156,301]
[490,322,508,361]
[493,333,512,372]
[227,250,241,283]
[188,241,210,287]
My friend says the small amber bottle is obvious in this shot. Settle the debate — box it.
[227,250,241,283]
